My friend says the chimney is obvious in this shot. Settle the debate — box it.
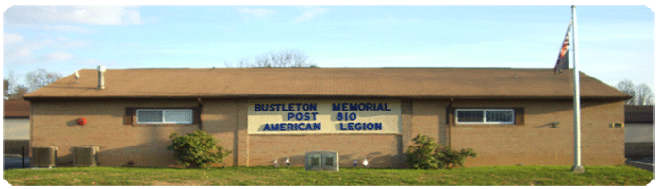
[97,65,106,90]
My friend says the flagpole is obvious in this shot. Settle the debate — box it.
[570,5,585,173]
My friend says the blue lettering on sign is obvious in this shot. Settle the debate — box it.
[331,103,391,111]
[262,123,322,131]
[255,103,318,112]
[287,112,319,121]
[339,123,383,131]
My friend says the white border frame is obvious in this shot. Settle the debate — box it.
[136,109,193,124]
[455,109,515,125]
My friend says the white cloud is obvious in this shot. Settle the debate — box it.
[76,59,104,64]
[35,52,74,63]
[4,39,54,60]
[4,52,74,66]
[294,6,328,23]
[42,25,93,33]
[4,32,24,44]
[4,6,142,25]
[238,8,277,19]
[3,35,90,66]
[62,40,92,49]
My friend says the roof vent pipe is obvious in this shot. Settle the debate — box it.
[74,70,80,84]
[97,65,106,90]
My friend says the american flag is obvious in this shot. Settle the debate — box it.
[554,21,572,74]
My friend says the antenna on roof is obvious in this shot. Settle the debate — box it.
[74,70,80,83]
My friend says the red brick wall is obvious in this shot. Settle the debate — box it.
[30,99,200,167]
[449,100,625,167]
[30,98,624,168]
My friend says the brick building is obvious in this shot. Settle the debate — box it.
[23,67,630,168]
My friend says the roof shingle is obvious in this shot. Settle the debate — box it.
[23,68,630,100]
[4,99,30,118]
[624,105,654,123]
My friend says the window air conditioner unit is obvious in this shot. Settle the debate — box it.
[74,146,99,167]
[31,146,57,168]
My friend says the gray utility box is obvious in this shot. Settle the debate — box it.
[305,151,339,171]
[31,146,57,168]
[74,146,99,167]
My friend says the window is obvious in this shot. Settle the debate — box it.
[455,109,514,124]
[136,109,193,124]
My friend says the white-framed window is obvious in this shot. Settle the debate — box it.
[455,109,515,125]
[136,109,193,124]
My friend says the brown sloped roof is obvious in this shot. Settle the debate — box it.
[624,105,654,123]
[4,99,30,118]
[23,68,630,100]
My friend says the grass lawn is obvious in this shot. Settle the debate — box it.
[3,165,653,186]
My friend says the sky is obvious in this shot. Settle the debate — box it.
[1,3,656,93]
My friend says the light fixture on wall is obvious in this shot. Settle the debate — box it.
[551,122,559,128]
[78,118,87,126]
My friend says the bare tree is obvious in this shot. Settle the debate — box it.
[225,49,317,68]
[616,79,637,105]
[4,71,20,99]
[25,69,62,93]
[3,78,29,100]
[9,85,29,99]
[616,79,654,105]
[3,79,8,99]
[636,83,654,105]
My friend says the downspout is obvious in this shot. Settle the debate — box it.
[446,98,454,147]
[198,98,203,131]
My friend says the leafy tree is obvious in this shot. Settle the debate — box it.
[167,130,232,168]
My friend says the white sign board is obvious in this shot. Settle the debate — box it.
[247,100,401,134]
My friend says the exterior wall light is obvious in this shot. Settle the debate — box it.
[78,118,87,126]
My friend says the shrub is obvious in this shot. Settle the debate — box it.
[406,134,477,169]
[167,130,232,168]
[406,134,440,169]
[437,146,477,169]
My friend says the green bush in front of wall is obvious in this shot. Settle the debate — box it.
[407,134,477,169]
[436,145,477,169]
[407,134,441,169]
[167,130,232,168]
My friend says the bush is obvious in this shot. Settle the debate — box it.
[167,130,232,168]
[437,146,477,169]
[407,134,440,169]
[406,134,477,169]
